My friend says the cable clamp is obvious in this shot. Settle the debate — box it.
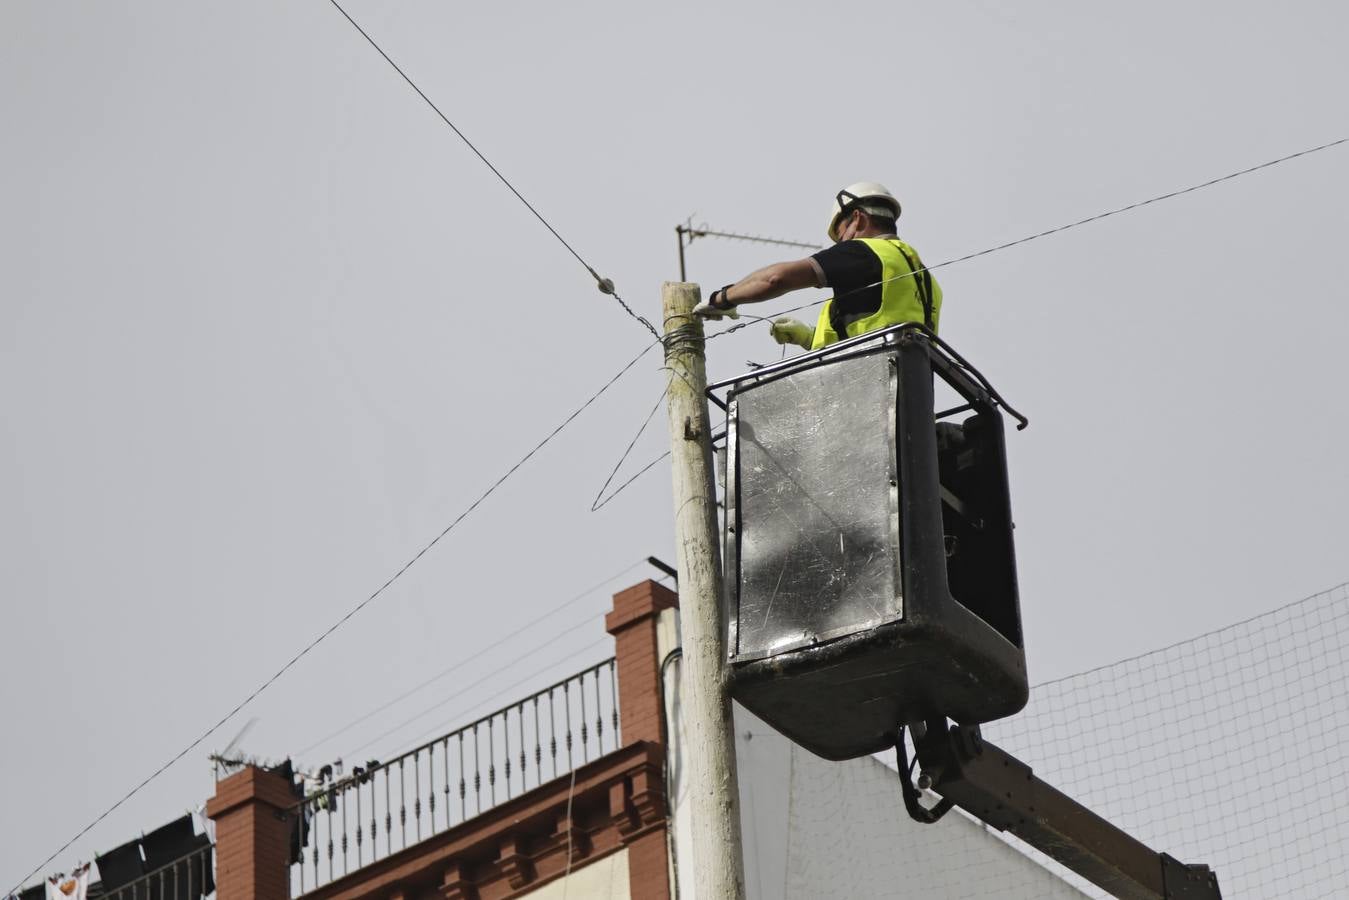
[588,267,616,295]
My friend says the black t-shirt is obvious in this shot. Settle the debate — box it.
[811,240,886,332]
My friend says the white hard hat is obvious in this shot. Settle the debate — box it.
[827,181,902,242]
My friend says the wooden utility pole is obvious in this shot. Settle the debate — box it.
[661,282,747,900]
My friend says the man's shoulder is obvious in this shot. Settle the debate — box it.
[812,239,880,265]
[811,239,883,290]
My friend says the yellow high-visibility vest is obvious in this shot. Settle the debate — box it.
[811,237,942,350]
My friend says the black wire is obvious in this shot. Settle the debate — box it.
[591,386,668,511]
[657,649,685,809]
[708,136,1349,343]
[7,339,660,895]
[324,0,660,341]
[18,126,1343,894]
[347,631,613,757]
[294,558,650,758]
[325,0,585,269]
[656,647,685,900]
[591,137,1349,509]
[933,136,1349,273]
[895,725,954,824]
[592,450,672,513]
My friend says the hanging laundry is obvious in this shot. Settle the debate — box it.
[193,803,216,845]
[301,762,340,812]
[46,864,89,900]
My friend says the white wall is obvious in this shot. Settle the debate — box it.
[661,613,1090,900]
[520,848,630,900]
[733,710,1091,900]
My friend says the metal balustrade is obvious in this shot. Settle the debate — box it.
[98,843,214,900]
[290,658,619,894]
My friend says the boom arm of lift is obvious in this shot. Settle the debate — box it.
[902,720,1223,900]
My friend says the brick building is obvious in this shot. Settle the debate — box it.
[208,579,679,900]
[43,578,1082,900]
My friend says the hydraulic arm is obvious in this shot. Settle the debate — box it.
[903,720,1222,900]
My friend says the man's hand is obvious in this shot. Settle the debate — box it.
[692,286,739,320]
[770,317,813,348]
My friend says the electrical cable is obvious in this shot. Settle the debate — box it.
[294,559,649,759]
[324,0,659,341]
[17,127,1341,895]
[591,386,668,511]
[587,137,1349,511]
[366,635,614,756]
[592,451,671,513]
[658,648,685,900]
[342,623,611,758]
[709,136,1349,342]
[6,339,659,896]
[895,725,954,824]
[657,649,684,810]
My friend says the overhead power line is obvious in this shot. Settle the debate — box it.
[324,0,659,341]
[591,387,668,512]
[14,122,1343,893]
[596,136,1349,509]
[294,559,650,759]
[349,634,615,758]
[714,135,1349,340]
[7,338,660,896]
[592,450,672,513]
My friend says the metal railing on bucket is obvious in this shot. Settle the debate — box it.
[290,658,619,894]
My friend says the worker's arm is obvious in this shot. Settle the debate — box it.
[722,258,822,305]
[692,257,822,327]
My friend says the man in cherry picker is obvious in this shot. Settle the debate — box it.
[692,182,941,348]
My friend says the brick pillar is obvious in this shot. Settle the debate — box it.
[625,830,672,900]
[608,582,678,900]
[206,766,296,900]
[606,580,678,745]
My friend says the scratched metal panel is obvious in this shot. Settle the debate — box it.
[732,351,901,660]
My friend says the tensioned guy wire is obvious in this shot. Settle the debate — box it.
[7,338,660,896]
[324,0,659,341]
[593,450,672,512]
[591,386,668,512]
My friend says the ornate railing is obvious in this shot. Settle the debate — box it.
[290,658,619,894]
[98,843,214,900]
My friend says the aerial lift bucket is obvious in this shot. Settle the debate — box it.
[711,324,1028,760]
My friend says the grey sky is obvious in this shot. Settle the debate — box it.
[3,0,1346,888]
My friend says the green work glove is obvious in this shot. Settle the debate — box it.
[770,317,813,348]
